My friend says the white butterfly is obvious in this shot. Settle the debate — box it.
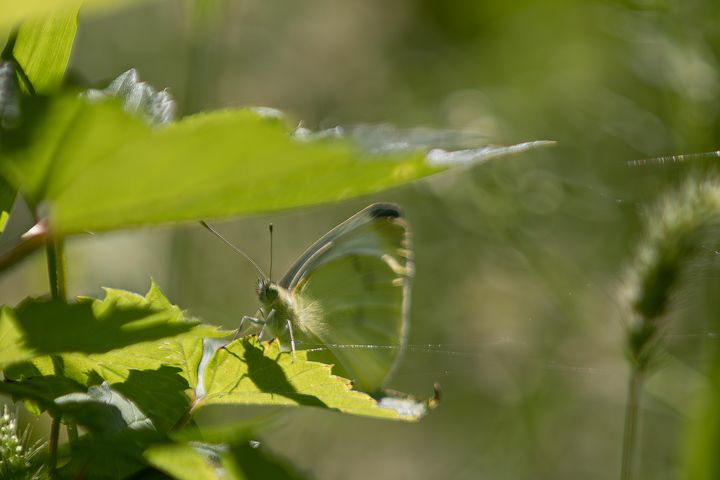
[203,203,413,392]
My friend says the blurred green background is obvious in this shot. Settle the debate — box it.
[3,0,720,478]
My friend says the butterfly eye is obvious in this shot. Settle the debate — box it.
[266,288,279,301]
[256,279,279,302]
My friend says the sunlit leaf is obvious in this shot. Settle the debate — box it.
[195,337,425,422]
[0,175,15,233]
[0,92,548,235]
[145,443,225,480]
[0,284,217,430]
[5,282,428,427]
[0,306,33,368]
[11,9,78,93]
[0,0,147,31]
[8,284,197,356]
[147,440,312,480]
[0,94,439,234]
[0,95,147,207]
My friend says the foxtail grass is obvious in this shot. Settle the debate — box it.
[619,176,720,480]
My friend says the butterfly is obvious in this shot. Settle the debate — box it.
[203,203,414,393]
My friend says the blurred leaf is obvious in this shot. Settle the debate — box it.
[683,349,720,479]
[0,94,438,234]
[296,123,553,164]
[295,123,488,152]
[223,441,311,480]
[147,440,311,480]
[171,421,259,445]
[0,175,15,233]
[55,382,155,434]
[9,284,197,356]
[0,306,34,368]
[195,338,423,421]
[0,0,146,31]
[57,428,165,480]
[0,95,147,209]
[144,443,224,480]
[11,9,78,93]
[0,374,85,414]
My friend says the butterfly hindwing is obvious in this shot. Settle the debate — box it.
[283,203,413,392]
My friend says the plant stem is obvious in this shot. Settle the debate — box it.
[46,237,67,301]
[0,233,46,273]
[48,416,60,475]
[621,368,643,480]
[67,422,78,442]
[46,236,67,476]
[171,399,199,432]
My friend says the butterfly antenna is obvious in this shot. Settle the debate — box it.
[199,220,267,279]
[268,223,274,280]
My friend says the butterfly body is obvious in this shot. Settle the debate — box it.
[227,203,413,392]
[252,279,320,345]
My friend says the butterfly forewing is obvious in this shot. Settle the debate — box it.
[284,204,413,392]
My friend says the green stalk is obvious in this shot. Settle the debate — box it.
[620,368,642,480]
[48,417,60,476]
[0,233,47,273]
[45,238,67,301]
[46,236,67,476]
[67,423,78,443]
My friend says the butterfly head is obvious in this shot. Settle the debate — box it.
[256,278,279,303]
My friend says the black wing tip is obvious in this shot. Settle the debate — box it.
[368,203,403,219]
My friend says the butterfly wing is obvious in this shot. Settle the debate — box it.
[280,203,413,392]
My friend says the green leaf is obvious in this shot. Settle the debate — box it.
[683,347,720,479]
[145,443,224,480]
[4,283,220,429]
[0,94,437,234]
[57,428,166,480]
[1,95,148,207]
[6,282,428,426]
[0,1,146,32]
[195,338,424,421]
[35,321,225,388]
[55,382,155,434]
[0,175,15,233]
[0,306,34,368]
[223,441,311,480]
[2,366,186,434]
[8,284,197,357]
[0,374,85,414]
[11,9,78,93]
[146,440,312,480]
[111,366,191,432]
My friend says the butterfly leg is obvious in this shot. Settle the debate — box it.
[223,315,265,350]
[257,309,275,342]
[286,319,297,363]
